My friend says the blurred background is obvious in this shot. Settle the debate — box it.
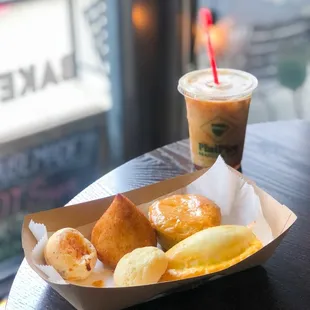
[1,0,310,306]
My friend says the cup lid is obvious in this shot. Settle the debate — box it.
[178,68,258,101]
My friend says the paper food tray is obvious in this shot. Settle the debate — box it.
[22,158,297,310]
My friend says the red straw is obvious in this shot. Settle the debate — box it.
[199,8,219,84]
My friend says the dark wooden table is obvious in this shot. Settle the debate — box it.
[6,120,310,310]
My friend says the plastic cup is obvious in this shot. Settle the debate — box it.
[178,68,258,169]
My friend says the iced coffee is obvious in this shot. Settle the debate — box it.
[178,69,258,169]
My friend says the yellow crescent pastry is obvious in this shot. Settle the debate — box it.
[161,225,263,281]
[149,194,221,250]
[44,228,97,281]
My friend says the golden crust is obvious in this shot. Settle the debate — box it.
[160,225,263,282]
[149,194,221,250]
[91,194,157,268]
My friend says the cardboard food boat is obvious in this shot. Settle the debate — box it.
[22,161,297,310]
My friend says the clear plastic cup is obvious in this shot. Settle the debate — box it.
[178,68,258,169]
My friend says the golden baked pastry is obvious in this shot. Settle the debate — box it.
[148,194,221,250]
[114,246,168,287]
[91,194,157,268]
[161,225,263,282]
[44,228,97,281]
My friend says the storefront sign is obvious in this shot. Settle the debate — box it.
[0,54,75,102]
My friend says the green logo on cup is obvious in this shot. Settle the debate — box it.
[201,117,235,141]
[211,123,230,137]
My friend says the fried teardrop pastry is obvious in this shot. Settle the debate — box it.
[91,194,157,268]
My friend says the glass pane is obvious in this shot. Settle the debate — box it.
[197,0,310,122]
